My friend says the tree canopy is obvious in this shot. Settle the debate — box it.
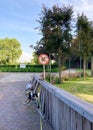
[37,5,73,55]
[76,13,93,78]
[76,13,93,58]
[0,38,22,64]
[35,4,73,83]
[31,4,93,80]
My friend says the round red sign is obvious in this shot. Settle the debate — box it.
[38,54,49,65]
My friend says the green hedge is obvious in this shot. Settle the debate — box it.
[0,64,58,72]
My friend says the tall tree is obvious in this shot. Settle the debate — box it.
[76,13,93,78]
[0,38,22,64]
[36,5,73,83]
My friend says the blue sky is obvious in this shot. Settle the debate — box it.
[0,0,93,57]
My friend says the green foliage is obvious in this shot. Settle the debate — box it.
[36,4,73,83]
[0,38,22,64]
[54,76,60,84]
[76,13,93,78]
[0,64,58,72]
[76,13,93,58]
[37,4,73,55]
[31,52,38,64]
[46,73,60,84]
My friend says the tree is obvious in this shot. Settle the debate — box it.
[31,52,38,64]
[76,13,93,79]
[36,5,73,83]
[91,56,93,76]
[0,38,22,64]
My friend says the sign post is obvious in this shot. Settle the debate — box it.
[38,54,49,80]
[43,65,45,80]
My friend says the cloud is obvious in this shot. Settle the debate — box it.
[71,0,93,19]
[18,52,33,63]
[80,0,93,11]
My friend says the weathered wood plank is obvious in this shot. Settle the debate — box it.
[33,75,93,130]
[51,94,56,130]
[34,75,93,122]
[82,118,91,130]
[91,123,93,130]
[76,112,82,130]
[48,91,52,123]
[71,109,76,130]
[42,118,53,130]
[64,103,71,130]
[57,99,65,130]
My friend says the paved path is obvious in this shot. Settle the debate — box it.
[0,69,90,130]
[0,73,53,130]
[0,73,41,130]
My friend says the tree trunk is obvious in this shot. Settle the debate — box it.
[83,57,86,80]
[91,56,93,77]
[58,54,62,83]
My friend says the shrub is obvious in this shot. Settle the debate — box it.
[0,64,58,72]
[81,72,90,77]
[54,76,60,84]
[46,73,60,84]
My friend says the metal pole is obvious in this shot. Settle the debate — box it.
[43,65,45,80]
[50,62,51,83]
[49,54,51,83]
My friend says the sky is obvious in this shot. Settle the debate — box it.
[0,0,93,61]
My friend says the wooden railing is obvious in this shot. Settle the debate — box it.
[33,75,93,130]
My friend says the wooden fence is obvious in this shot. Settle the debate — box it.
[33,75,93,130]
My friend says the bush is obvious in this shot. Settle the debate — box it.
[0,64,59,72]
[54,76,60,84]
[81,72,90,77]
[46,73,60,84]
[61,72,80,82]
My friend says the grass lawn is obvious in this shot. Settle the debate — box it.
[56,77,93,104]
